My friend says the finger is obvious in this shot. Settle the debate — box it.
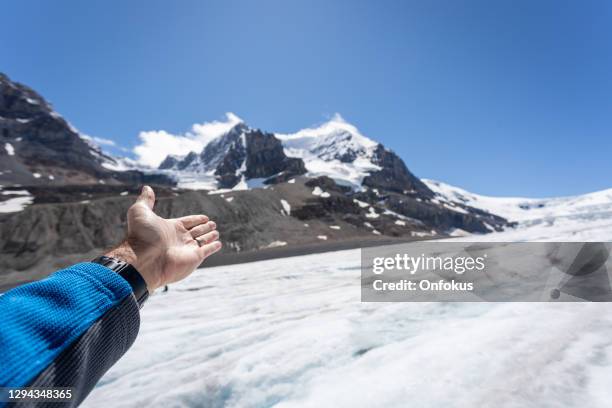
[136,185,155,210]
[197,240,222,260]
[189,221,216,238]
[196,230,219,246]
[178,214,209,229]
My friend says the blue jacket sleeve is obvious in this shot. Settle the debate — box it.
[0,262,141,406]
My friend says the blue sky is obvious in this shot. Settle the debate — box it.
[2,0,611,197]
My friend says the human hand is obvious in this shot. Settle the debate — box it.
[105,186,222,291]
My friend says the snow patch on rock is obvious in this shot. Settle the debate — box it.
[265,241,287,248]
[280,199,291,215]
[4,143,14,156]
[312,186,331,198]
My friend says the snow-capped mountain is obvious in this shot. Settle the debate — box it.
[159,123,306,190]
[151,116,511,237]
[275,114,381,188]
[157,113,432,198]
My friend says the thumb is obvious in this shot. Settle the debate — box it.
[136,185,156,210]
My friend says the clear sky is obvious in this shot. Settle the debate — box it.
[2,0,611,197]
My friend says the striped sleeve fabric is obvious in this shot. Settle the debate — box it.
[0,262,140,406]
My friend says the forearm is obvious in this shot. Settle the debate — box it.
[0,262,140,406]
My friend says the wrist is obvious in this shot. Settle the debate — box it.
[104,241,161,292]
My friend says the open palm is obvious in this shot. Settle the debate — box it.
[109,186,221,291]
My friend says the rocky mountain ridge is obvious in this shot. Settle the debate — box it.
[156,114,432,198]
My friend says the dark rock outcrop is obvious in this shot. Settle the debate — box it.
[215,134,247,188]
[305,176,352,194]
[214,129,307,188]
[242,130,306,181]
[362,145,433,197]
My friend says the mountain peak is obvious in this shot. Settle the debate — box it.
[277,113,378,151]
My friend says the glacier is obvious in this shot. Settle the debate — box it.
[83,193,612,408]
